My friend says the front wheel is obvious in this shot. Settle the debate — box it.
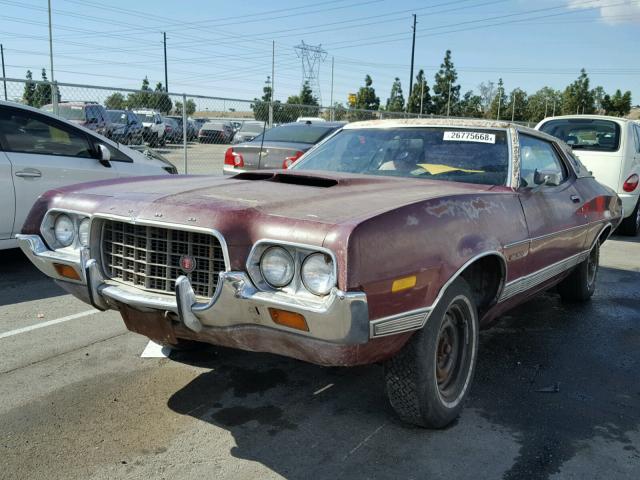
[558,241,599,302]
[384,277,479,428]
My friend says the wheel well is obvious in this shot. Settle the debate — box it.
[459,255,505,316]
[598,225,612,245]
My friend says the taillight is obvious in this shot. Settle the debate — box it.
[623,174,639,192]
[282,150,304,169]
[224,147,244,168]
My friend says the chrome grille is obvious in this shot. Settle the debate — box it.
[101,220,225,298]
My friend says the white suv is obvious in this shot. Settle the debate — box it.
[537,115,640,235]
[0,101,177,250]
[133,109,166,147]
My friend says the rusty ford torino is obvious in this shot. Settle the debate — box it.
[18,119,622,428]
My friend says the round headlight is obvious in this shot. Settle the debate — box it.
[54,214,75,247]
[260,246,295,288]
[301,253,336,296]
[78,218,90,247]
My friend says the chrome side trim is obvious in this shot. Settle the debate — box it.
[499,250,588,302]
[370,251,507,338]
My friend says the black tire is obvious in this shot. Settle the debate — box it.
[558,241,599,302]
[384,277,479,428]
[617,199,640,236]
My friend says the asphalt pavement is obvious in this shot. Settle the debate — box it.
[1,236,639,480]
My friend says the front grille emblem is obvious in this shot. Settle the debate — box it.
[179,255,197,273]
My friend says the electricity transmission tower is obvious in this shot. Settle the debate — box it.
[294,41,327,104]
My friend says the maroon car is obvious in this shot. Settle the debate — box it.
[18,119,622,428]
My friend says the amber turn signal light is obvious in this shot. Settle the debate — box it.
[53,263,81,281]
[269,308,309,332]
[392,275,417,293]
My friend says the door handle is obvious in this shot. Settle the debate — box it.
[570,195,581,203]
[15,169,42,178]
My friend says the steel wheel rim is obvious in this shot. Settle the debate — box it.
[435,302,470,402]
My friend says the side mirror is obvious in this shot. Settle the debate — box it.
[97,144,112,167]
[534,169,561,187]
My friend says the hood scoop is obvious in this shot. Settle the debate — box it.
[232,172,338,188]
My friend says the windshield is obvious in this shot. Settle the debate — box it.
[539,119,620,152]
[293,127,510,186]
[107,110,126,124]
[45,105,86,121]
[256,124,335,144]
[136,113,154,122]
[240,122,265,134]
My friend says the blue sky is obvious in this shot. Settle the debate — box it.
[1,0,639,105]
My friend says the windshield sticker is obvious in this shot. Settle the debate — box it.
[414,163,484,175]
[443,131,496,144]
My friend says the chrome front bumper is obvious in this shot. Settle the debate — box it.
[17,234,370,344]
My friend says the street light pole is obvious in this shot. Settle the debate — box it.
[1,44,7,101]
[163,32,168,91]
[47,0,57,113]
[419,79,424,116]
[446,79,452,117]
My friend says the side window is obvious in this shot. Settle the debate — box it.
[0,108,93,158]
[519,134,567,188]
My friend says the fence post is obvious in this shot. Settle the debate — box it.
[52,80,59,115]
[182,93,187,174]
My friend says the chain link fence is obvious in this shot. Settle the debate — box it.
[1,77,533,175]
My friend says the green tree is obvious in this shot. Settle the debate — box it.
[504,88,528,121]
[526,87,562,123]
[174,99,196,116]
[34,68,52,107]
[561,69,595,115]
[432,50,461,115]
[153,82,172,113]
[602,89,632,117]
[105,92,126,110]
[286,81,320,120]
[252,77,273,121]
[23,70,36,106]
[458,91,483,118]
[406,70,431,114]
[126,77,152,109]
[477,81,495,115]
[385,77,405,112]
[592,85,606,113]
[489,78,508,120]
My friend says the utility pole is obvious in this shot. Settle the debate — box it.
[419,79,424,116]
[446,79,452,117]
[511,92,516,121]
[269,40,275,128]
[47,0,57,113]
[1,44,7,101]
[496,87,502,120]
[163,32,168,91]
[408,14,417,100]
[330,56,334,121]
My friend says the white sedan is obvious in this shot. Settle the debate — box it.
[0,100,177,250]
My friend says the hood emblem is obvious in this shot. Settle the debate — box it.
[179,255,197,273]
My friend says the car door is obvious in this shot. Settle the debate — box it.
[0,105,120,236]
[517,133,588,272]
[0,151,16,239]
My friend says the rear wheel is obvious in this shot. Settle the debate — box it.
[618,199,640,236]
[384,278,479,428]
[558,241,599,302]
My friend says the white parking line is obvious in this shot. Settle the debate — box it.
[0,309,100,340]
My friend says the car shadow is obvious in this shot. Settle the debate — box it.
[166,265,640,479]
[0,248,66,306]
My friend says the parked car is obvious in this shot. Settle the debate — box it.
[536,115,640,235]
[42,102,111,138]
[0,100,177,250]
[133,109,166,147]
[164,115,198,142]
[223,121,345,174]
[192,117,209,132]
[198,121,234,144]
[231,120,266,144]
[16,119,622,428]
[162,117,181,144]
[106,109,143,145]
